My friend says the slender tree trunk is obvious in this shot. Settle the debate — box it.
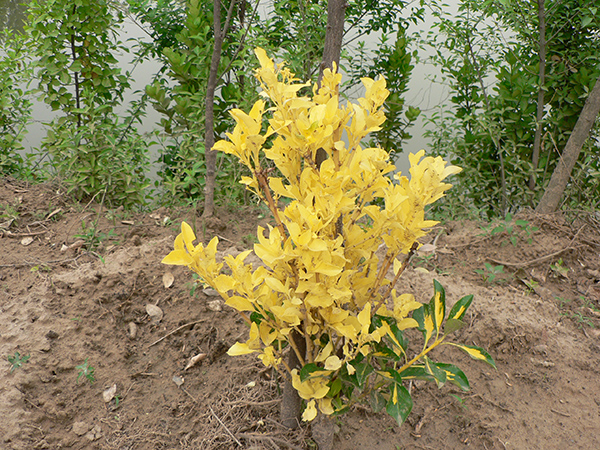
[318,0,347,84]
[280,330,306,429]
[530,0,546,191]
[203,0,237,218]
[536,74,600,213]
[70,5,81,128]
[282,1,347,447]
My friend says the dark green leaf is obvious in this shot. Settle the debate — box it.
[299,363,322,381]
[435,363,470,392]
[449,343,496,369]
[431,280,446,332]
[424,356,447,388]
[328,378,342,398]
[369,390,387,413]
[386,384,413,426]
[395,365,434,382]
[448,294,473,321]
[444,318,465,334]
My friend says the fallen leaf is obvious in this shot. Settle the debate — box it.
[103,384,117,403]
[163,271,175,288]
[184,353,207,371]
[146,304,163,322]
[21,236,34,246]
[172,375,184,387]
[414,267,430,274]
[417,243,436,254]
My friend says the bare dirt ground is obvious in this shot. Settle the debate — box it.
[2,177,600,450]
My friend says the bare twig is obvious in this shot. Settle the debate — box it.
[551,408,571,417]
[237,433,304,450]
[4,230,48,238]
[148,319,208,347]
[488,246,579,268]
[209,406,242,447]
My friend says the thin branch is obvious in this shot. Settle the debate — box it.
[148,319,208,347]
[209,406,243,447]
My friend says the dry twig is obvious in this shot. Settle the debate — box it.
[148,319,208,347]
[210,406,242,446]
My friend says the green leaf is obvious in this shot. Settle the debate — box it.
[352,360,374,389]
[369,390,387,413]
[412,304,426,332]
[431,280,446,332]
[444,318,465,334]
[386,384,413,426]
[448,294,473,321]
[327,378,342,398]
[448,343,496,368]
[396,365,434,382]
[435,363,470,392]
[424,356,447,388]
[299,363,322,381]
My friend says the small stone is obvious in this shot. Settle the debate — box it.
[128,322,138,340]
[207,299,223,312]
[72,421,90,436]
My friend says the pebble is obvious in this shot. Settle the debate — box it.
[128,322,138,340]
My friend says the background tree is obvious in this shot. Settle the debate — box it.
[25,0,149,207]
[0,30,32,177]
[426,0,600,218]
[133,0,261,209]
[537,74,600,213]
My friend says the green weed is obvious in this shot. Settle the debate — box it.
[479,213,539,246]
[76,359,95,385]
[550,259,570,278]
[74,221,116,251]
[7,352,30,373]
[475,263,505,284]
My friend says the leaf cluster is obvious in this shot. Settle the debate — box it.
[163,48,494,424]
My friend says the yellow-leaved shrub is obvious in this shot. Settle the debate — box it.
[163,48,495,425]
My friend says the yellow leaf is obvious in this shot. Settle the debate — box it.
[162,249,193,266]
[358,303,371,335]
[434,291,444,330]
[302,400,318,422]
[318,397,334,415]
[225,295,254,311]
[265,277,287,293]
[227,342,258,356]
[424,314,434,345]
[181,222,196,253]
[324,355,342,371]
[315,341,334,362]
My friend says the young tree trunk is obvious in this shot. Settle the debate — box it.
[536,74,600,213]
[280,330,306,429]
[280,0,348,445]
[203,0,237,218]
[318,0,347,84]
[529,0,546,191]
